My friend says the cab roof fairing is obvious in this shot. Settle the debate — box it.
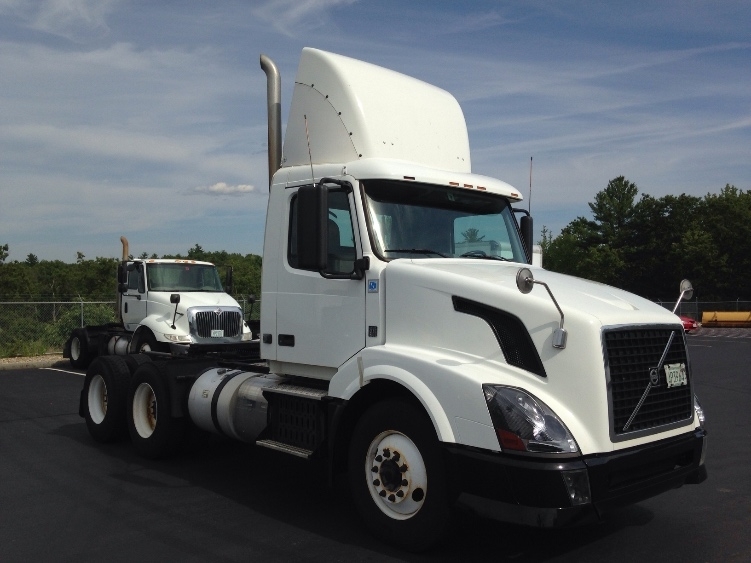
[282,48,471,174]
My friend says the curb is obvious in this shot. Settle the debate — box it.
[0,356,69,371]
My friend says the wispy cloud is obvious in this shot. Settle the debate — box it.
[252,0,357,37]
[191,182,257,196]
[0,0,119,42]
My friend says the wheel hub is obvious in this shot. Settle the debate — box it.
[372,447,410,502]
[87,374,108,424]
[133,382,157,438]
[366,431,427,519]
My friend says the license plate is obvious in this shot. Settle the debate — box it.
[664,363,687,387]
[211,329,224,338]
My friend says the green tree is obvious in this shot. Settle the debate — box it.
[588,176,638,245]
[625,193,702,299]
[187,244,207,261]
[461,228,485,242]
[25,253,39,266]
[543,179,751,300]
[697,184,751,299]
[0,243,8,264]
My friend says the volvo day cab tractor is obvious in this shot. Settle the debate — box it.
[65,236,254,369]
[79,48,707,551]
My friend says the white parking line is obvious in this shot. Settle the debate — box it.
[43,367,84,376]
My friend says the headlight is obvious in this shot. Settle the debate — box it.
[164,333,192,343]
[694,394,706,428]
[483,385,579,454]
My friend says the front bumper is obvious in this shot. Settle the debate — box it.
[444,428,707,527]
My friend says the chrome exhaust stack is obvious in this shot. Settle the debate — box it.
[116,236,130,324]
[260,54,282,189]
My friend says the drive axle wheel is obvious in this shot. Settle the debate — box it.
[82,356,130,442]
[349,399,451,551]
[70,329,91,369]
[132,382,157,438]
[127,362,185,459]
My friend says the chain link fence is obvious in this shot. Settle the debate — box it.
[657,300,751,320]
[0,298,261,358]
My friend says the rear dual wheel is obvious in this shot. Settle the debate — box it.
[127,362,185,459]
[82,356,131,442]
[69,329,91,369]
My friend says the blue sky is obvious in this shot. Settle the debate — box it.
[1,0,749,262]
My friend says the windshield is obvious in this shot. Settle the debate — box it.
[363,180,527,262]
[146,263,225,292]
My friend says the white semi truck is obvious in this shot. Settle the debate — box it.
[65,236,255,368]
[80,48,707,551]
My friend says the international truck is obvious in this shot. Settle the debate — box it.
[79,48,707,551]
[64,236,255,368]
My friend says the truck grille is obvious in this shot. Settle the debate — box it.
[604,327,693,440]
[193,310,243,338]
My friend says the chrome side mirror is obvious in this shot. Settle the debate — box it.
[672,279,694,313]
[516,268,567,349]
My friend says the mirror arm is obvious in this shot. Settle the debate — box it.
[516,267,567,349]
[672,279,694,314]
[170,294,180,329]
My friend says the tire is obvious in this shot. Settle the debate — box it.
[348,399,451,551]
[82,356,131,442]
[123,353,152,375]
[70,329,91,369]
[132,330,159,354]
[127,362,185,459]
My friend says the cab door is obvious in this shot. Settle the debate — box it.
[121,262,147,330]
[274,186,365,370]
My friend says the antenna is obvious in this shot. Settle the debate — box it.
[529,156,533,212]
[304,114,315,183]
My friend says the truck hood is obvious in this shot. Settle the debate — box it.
[150,291,242,310]
[388,259,679,328]
[381,258,688,455]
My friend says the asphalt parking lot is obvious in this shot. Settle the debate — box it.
[1,329,749,562]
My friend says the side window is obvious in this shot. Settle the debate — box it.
[288,197,300,269]
[327,191,356,274]
[287,188,356,274]
[128,265,145,293]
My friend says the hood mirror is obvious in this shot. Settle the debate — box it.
[672,279,694,313]
[516,268,567,349]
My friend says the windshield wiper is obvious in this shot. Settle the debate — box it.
[385,248,448,257]
[459,250,510,261]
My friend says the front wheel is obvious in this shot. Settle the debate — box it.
[348,399,451,551]
[132,330,159,354]
[127,362,185,459]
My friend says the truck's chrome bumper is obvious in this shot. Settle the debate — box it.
[444,428,707,527]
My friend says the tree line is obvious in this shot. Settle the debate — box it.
[540,178,751,301]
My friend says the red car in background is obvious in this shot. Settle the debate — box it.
[680,315,699,332]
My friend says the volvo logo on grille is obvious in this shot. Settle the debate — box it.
[649,367,660,386]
